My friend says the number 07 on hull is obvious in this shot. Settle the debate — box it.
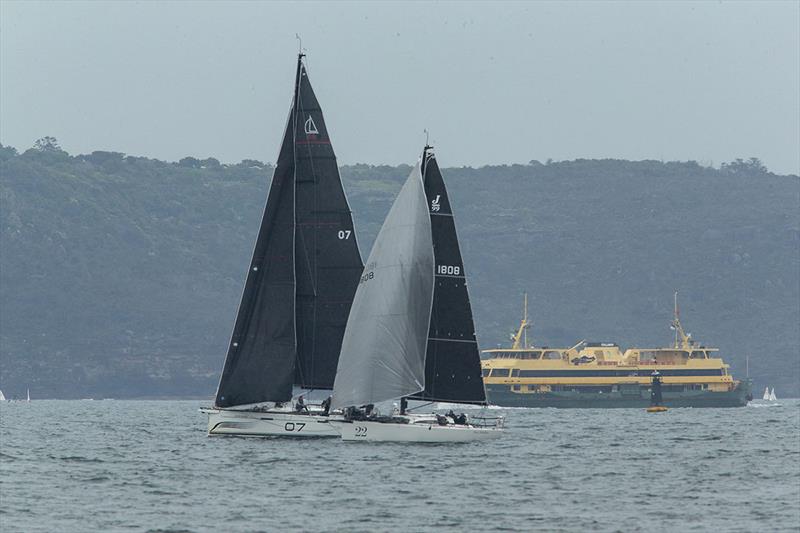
[202,408,342,438]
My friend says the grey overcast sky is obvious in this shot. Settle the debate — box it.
[1,1,798,174]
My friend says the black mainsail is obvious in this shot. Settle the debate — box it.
[408,148,487,405]
[215,54,363,408]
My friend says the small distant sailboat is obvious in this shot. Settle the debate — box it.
[26,388,30,402]
[762,386,770,401]
[0,390,5,401]
[769,388,777,402]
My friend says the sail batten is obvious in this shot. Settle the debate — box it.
[214,55,362,408]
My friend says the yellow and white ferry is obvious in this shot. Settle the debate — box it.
[482,293,752,408]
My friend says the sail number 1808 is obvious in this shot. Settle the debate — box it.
[438,265,461,275]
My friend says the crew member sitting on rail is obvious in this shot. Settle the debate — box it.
[321,395,332,415]
[295,395,308,414]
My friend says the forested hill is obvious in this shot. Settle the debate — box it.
[1,141,798,399]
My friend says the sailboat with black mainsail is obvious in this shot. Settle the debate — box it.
[329,147,504,442]
[200,53,363,437]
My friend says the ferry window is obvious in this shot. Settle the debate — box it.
[511,369,520,377]
[690,351,704,359]
[482,368,491,377]
[640,351,656,361]
[531,351,542,359]
[491,369,511,378]
[512,385,521,391]
[543,351,561,360]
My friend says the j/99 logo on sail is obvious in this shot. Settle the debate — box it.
[438,265,461,275]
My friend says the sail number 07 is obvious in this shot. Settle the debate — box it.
[338,230,352,240]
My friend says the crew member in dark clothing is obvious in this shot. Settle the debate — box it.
[447,410,458,423]
[455,413,468,425]
[321,396,332,416]
[400,397,408,415]
[295,395,308,414]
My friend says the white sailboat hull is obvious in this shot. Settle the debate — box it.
[333,420,504,442]
[201,408,342,438]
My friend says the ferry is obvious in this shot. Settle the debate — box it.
[482,293,752,408]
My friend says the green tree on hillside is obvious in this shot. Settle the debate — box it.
[33,136,62,152]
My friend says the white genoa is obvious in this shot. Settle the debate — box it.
[332,419,504,443]
[201,408,342,438]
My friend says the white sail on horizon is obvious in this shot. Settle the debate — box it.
[0,390,5,401]
[763,386,770,401]
[769,388,777,401]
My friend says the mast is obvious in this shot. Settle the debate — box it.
[673,291,679,349]
[523,293,528,349]
[214,54,362,408]
[511,293,531,350]
[671,291,692,350]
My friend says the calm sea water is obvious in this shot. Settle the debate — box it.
[1,400,798,532]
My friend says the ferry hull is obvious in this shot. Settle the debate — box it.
[201,408,341,438]
[486,381,751,409]
[333,420,504,442]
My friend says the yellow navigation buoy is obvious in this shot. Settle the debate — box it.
[647,406,668,413]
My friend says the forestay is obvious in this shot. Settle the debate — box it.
[331,162,435,410]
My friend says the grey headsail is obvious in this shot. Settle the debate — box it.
[408,148,487,405]
[215,55,363,408]
[331,161,435,410]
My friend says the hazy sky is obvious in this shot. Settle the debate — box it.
[2,1,798,174]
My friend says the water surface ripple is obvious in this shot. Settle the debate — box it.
[1,400,798,532]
